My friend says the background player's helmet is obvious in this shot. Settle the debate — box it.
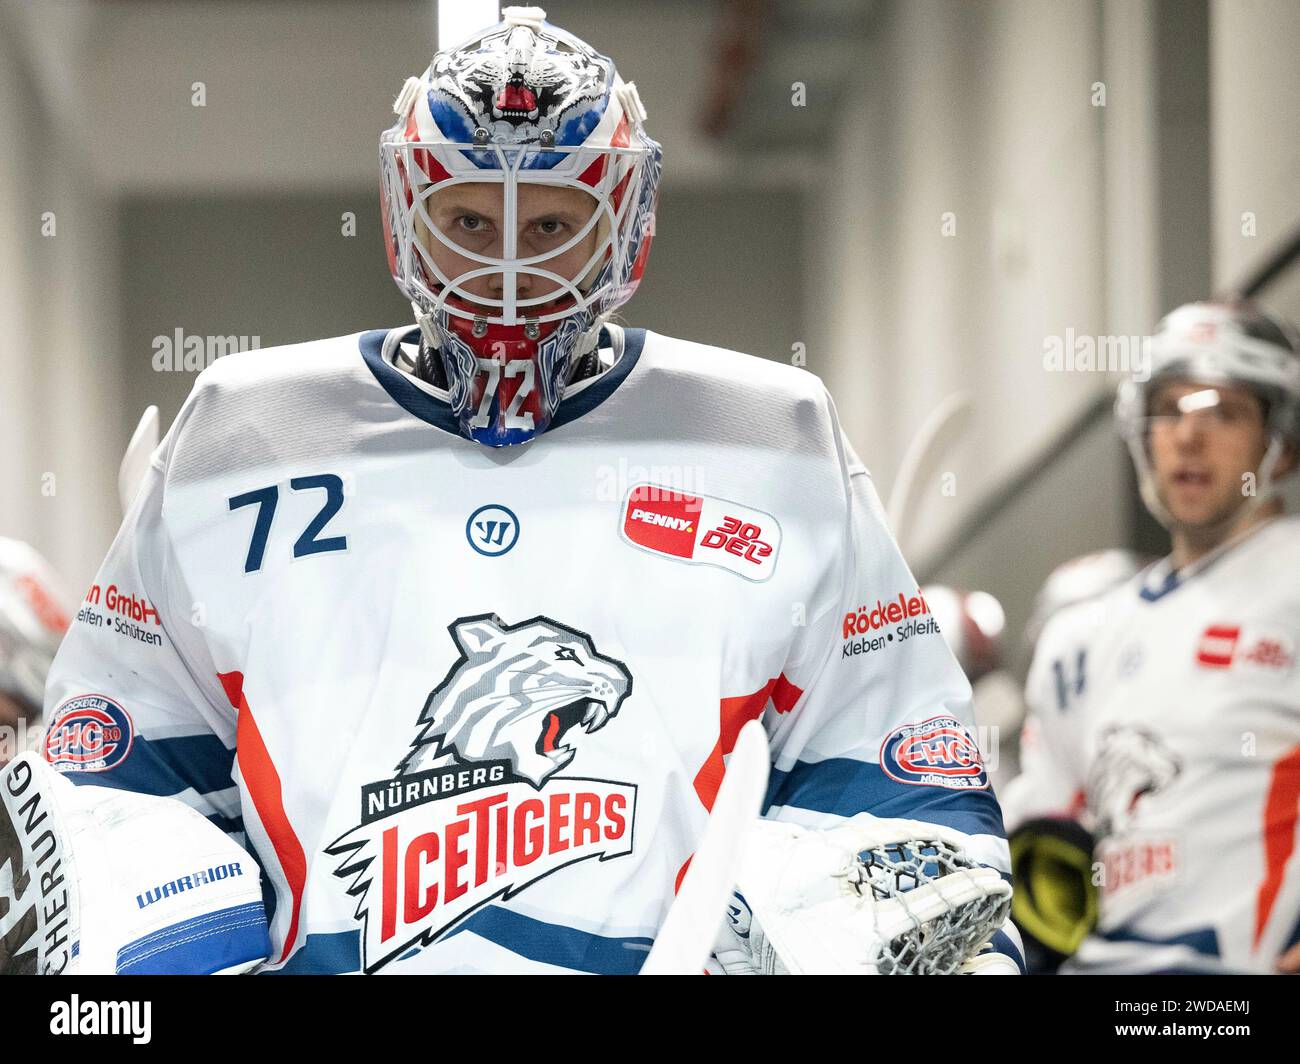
[379,6,663,447]
[1115,300,1300,526]
[922,585,1006,685]
[0,538,71,722]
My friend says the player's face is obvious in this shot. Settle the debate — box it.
[1146,380,1271,528]
[420,182,601,312]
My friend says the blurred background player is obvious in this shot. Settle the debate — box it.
[0,539,71,764]
[1003,300,1300,974]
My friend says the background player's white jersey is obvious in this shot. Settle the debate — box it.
[44,325,1013,973]
[1004,515,1300,973]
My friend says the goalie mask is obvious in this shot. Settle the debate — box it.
[1115,300,1300,528]
[380,6,663,446]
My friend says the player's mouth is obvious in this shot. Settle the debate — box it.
[538,697,610,758]
[1170,468,1213,490]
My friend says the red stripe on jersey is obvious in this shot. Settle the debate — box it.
[674,856,691,894]
[219,670,309,964]
[1255,744,1300,948]
[692,673,802,812]
[770,674,802,715]
[671,675,801,950]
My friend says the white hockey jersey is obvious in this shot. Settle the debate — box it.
[43,325,1013,973]
[1003,515,1300,973]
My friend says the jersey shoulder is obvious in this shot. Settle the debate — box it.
[1252,514,1300,573]
[1032,577,1134,661]
[1217,513,1300,618]
[638,330,827,399]
[634,330,843,459]
[163,331,383,486]
[188,331,369,398]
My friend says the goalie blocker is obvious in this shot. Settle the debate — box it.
[0,753,270,975]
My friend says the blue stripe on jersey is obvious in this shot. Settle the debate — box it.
[60,732,235,799]
[265,930,361,974]
[990,929,1026,973]
[1096,924,1220,957]
[207,812,245,836]
[445,904,653,974]
[117,901,270,975]
[267,906,654,974]
[764,757,1007,839]
[357,326,646,440]
[1138,568,1182,602]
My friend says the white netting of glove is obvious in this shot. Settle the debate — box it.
[728,817,1013,975]
[845,833,1012,975]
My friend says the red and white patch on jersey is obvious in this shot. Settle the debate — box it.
[620,484,781,582]
[1196,623,1295,675]
[1196,625,1240,668]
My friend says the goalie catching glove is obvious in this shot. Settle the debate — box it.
[713,816,1015,974]
[1,753,270,974]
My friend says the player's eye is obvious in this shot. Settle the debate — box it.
[554,646,584,666]
[1213,401,1253,424]
[534,219,566,237]
[457,214,489,233]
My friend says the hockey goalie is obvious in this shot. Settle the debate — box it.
[0,7,1018,975]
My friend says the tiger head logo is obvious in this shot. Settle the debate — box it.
[431,19,610,143]
[397,614,632,787]
[1086,725,1182,838]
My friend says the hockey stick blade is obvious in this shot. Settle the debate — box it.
[118,405,159,515]
[640,719,770,975]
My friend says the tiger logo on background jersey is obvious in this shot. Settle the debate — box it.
[398,614,632,787]
[328,613,638,973]
[1086,725,1182,837]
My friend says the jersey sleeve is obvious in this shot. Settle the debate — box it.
[762,411,1019,964]
[41,416,244,845]
[998,605,1093,834]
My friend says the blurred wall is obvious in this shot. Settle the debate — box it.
[0,0,122,589]
[809,0,1134,643]
[1210,0,1300,320]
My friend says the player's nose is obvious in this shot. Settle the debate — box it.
[486,269,535,300]
[1171,411,1208,448]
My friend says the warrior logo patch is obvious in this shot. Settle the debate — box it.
[328,614,637,973]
